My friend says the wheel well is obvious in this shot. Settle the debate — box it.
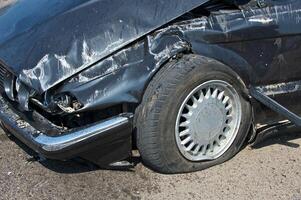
[135,53,254,145]
[142,53,250,103]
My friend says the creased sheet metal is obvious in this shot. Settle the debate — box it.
[57,1,301,113]
[0,0,209,93]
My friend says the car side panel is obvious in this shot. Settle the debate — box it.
[57,1,301,125]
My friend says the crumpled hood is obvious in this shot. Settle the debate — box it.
[0,0,208,93]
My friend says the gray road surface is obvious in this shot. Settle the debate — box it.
[0,1,300,199]
[0,128,301,200]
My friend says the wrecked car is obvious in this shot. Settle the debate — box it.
[0,0,300,174]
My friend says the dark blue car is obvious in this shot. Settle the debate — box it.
[0,0,300,173]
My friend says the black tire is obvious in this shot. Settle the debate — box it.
[135,54,252,174]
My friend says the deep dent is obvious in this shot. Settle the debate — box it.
[56,1,301,113]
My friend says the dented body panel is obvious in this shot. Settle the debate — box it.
[57,0,301,118]
[1,0,301,165]
[0,0,208,93]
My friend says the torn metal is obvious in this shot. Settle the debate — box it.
[256,81,301,96]
[1,0,301,167]
[0,0,301,123]
[55,0,301,116]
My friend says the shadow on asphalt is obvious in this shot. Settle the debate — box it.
[3,129,140,174]
[251,126,301,149]
[2,125,301,174]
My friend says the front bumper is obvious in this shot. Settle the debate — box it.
[0,96,133,164]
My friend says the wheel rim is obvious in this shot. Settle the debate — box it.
[175,80,242,161]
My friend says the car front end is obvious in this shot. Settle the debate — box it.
[0,62,133,165]
[0,0,210,166]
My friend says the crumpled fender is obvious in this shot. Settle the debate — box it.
[0,0,209,93]
[56,0,301,113]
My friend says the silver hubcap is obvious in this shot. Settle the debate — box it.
[175,80,242,161]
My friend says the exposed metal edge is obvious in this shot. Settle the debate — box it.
[255,80,301,96]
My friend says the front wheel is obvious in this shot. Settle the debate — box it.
[136,55,252,174]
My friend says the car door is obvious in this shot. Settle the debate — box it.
[191,0,301,123]
[251,0,301,119]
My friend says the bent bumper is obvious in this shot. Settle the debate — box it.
[0,96,133,162]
